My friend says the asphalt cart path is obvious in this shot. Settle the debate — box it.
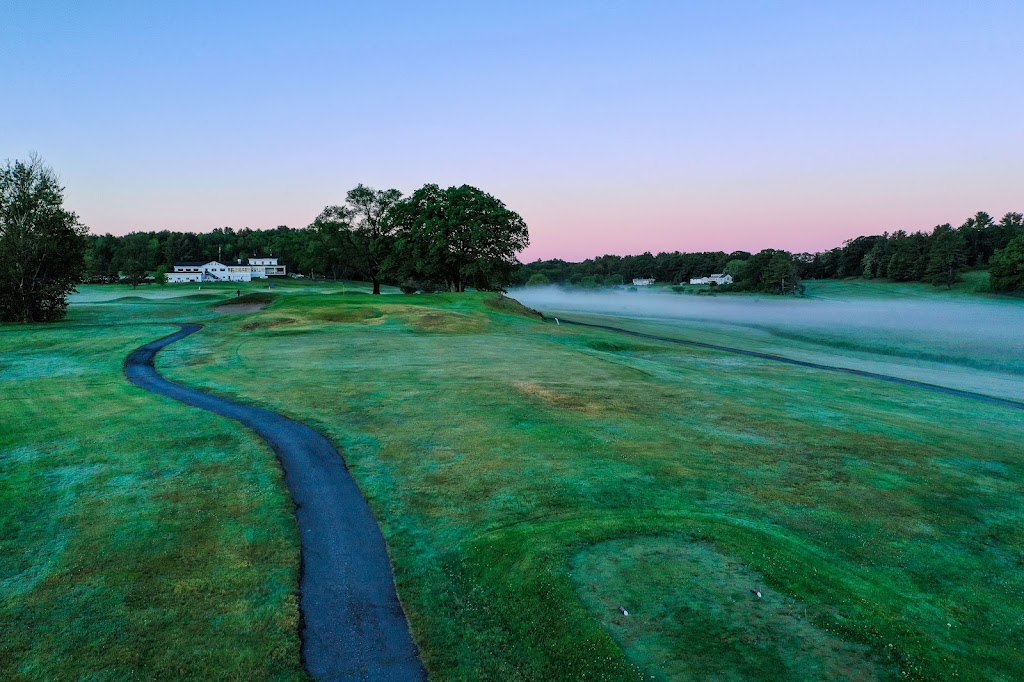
[125,324,425,682]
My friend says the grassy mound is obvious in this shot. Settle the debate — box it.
[213,291,278,307]
[483,293,545,320]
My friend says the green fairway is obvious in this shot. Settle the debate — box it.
[4,281,1024,680]
[0,297,303,680]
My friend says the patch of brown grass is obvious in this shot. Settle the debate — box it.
[241,316,297,331]
[315,308,385,324]
[512,381,599,413]
[404,309,487,333]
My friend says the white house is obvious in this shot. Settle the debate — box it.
[248,256,287,278]
[689,273,733,285]
[632,278,655,286]
[166,256,287,283]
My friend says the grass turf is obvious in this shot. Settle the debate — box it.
[4,280,1024,679]
[0,297,303,680]
[138,285,1024,680]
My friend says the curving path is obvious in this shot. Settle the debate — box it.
[557,317,1024,411]
[125,324,426,681]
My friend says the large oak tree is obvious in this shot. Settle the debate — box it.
[388,184,529,292]
[311,184,403,294]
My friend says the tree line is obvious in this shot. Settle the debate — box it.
[3,153,1023,323]
[84,184,529,295]
[2,156,530,322]
[518,210,1024,294]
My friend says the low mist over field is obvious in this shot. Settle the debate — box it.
[510,286,1024,375]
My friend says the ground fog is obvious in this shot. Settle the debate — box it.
[510,286,1024,399]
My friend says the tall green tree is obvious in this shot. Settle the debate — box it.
[0,156,88,322]
[765,252,799,294]
[996,212,1024,250]
[122,259,146,289]
[989,236,1024,293]
[389,184,529,292]
[345,184,402,294]
[723,258,748,280]
[960,211,996,265]
[308,205,359,281]
[924,224,967,288]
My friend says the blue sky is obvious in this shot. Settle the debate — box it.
[3,1,1022,259]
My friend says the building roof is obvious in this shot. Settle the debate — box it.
[173,258,283,268]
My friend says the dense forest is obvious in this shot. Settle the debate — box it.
[84,209,1024,294]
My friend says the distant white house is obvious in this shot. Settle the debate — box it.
[689,273,733,285]
[166,256,287,283]
[632,278,656,286]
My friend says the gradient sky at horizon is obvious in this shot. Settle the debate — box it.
[3,1,1022,261]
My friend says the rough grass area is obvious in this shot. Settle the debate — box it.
[0,307,303,680]
[147,286,1024,681]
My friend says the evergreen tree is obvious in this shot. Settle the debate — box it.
[924,225,967,288]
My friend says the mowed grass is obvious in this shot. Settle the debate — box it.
[148,288,1024,680]
[0,299,304,680]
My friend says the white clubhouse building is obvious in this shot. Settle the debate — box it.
[167,256,287,283]
[689,273,733,285]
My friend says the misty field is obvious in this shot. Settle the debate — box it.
[513,277,1024,401]
[3,281,1024,680]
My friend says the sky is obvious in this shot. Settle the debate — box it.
[3,1,1022,261]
